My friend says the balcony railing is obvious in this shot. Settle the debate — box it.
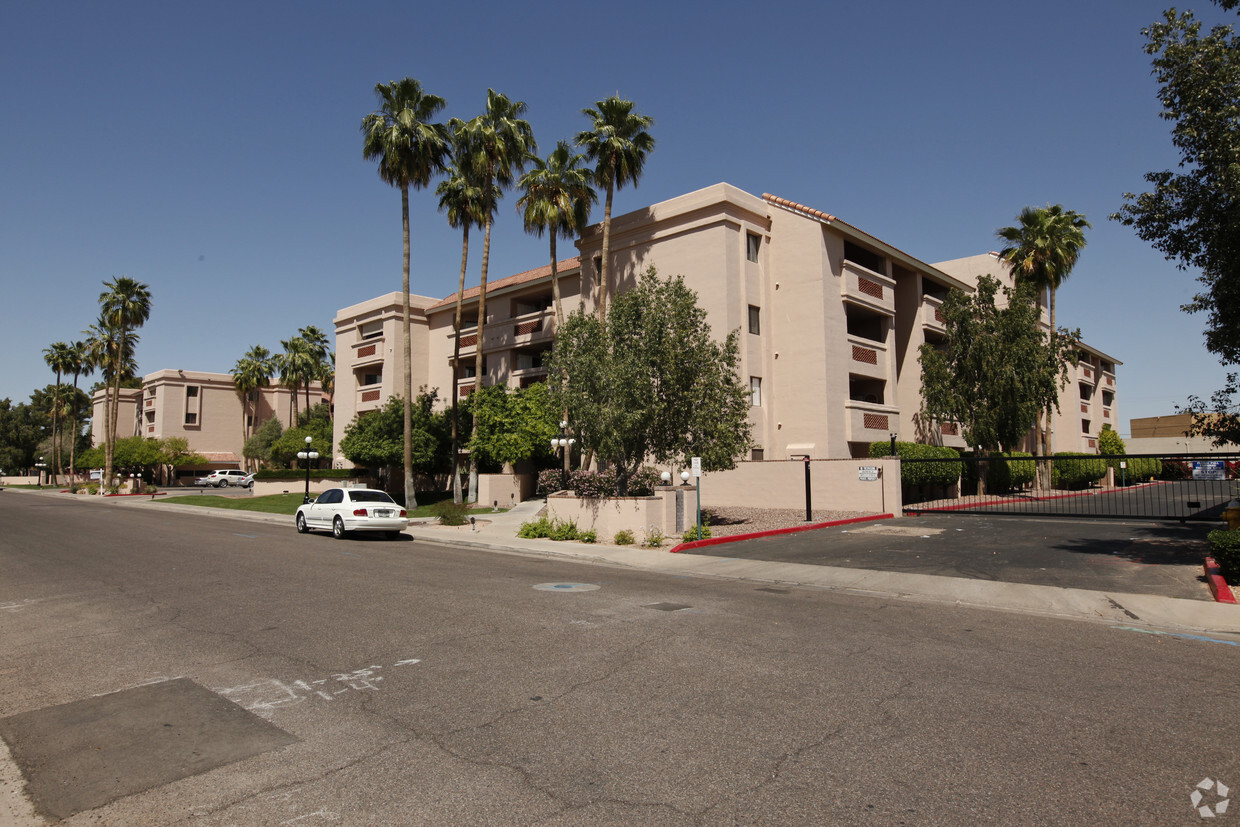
[841,261,895,315]
[921,294,946,334]
[846,334,888,380]
[844,400,899,442]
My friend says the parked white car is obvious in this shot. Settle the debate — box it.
[195,470,254,488]
[295,488,408,539]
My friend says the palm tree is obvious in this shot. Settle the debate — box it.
[575,96,655,321]
[97,276,152,489]
[437,136,487,504]
[42,342,74,484]
[84,316,138,488]
[997,204,1090,463]
[362,77,449,509]
[517,141,597,326]
[298,325,331,413]
[459,89,536,502]
[66,340,92,478]
[233,345,272,469]
[279,336,316,425]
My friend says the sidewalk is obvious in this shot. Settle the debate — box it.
[13,489,1240,637]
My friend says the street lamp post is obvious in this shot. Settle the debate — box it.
[297,436,320,504]
[550,420,576,483]
[35,457,46,488]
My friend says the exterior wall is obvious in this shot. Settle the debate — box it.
[699,458,902,513]
[547,489,686,539]
[332,292,435,469]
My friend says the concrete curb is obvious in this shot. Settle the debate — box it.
[1204,556,1238,604]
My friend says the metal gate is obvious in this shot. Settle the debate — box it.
[899,453,1239,522]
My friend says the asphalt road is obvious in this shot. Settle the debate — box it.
[687,515,1215,601]
[1,494,1238,825]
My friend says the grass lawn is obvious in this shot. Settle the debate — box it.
[159,490,508,520]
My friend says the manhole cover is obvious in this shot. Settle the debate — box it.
[643,602,691,612]
[0,678,298,820]
[533,582,601,592]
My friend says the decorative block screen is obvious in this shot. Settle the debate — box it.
[852,345,878,364]
[858,277,883,299]
[460,334,478,347]
[361,390,380,403]
[940,423,957,435]
[515,319,542,336]
[357,344,376,358]
[863,413,889,430]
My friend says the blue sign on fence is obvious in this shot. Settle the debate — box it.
[1192,460,1226,481]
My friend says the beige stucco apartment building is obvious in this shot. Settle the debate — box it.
[332,183,1120,466]
[91,369,323,480]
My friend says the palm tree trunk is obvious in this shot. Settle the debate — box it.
[401,184,416,510]
[1047,288,1057,459]
[69,373,80,479]
[50,371,62,485]
[597,176,615,322]
[550,234,563,327]
[450,224,470,505]
[469,215,494,504]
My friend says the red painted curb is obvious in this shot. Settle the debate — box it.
[669,513,895,553]
[1204,556,1238,604]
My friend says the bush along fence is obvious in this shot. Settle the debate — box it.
[892,448,1240,522]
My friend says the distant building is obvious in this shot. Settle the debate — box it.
[90,369,323,482]
[332,183,1121,465]
[1127,414,1216,454]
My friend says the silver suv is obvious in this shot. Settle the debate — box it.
[195,469,254,488]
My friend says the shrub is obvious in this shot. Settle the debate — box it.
[579,530,597,544]
[1207,529,1240,583]
[570,468,618,499]
[1159,460,1192,481]
[433,500,470,526]
[143,484,158,495]
[254,468,354,480]
[537,468,567,495]
[518,517,554,538]
[1051,453,1107,489]
[627,467,663,496]
[614,529,635,545]
[962,451,1036,494]
[682,524,712,542]
[642,526,666,547]
[548,519,579,541]
[1097,426,1125,456]
[870,441,961,488]
[1113,456,1162,485]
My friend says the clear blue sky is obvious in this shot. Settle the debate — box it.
[2,0,1232,435]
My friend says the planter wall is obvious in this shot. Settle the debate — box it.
[547,489,687,539]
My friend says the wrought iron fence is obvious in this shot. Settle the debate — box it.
[898,453,1240,522]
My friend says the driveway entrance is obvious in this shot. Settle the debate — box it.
[679,515,1214,601]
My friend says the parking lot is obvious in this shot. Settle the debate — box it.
[681,514,1215,601]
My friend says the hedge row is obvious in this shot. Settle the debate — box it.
[962,452,1036,494]
[1050,453,1108,489]
[254,468,357,480]
[870,441,961,488]
[1109,456,1162,485]
[1207,529,1240,583]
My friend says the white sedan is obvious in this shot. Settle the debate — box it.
[295,488,408,539]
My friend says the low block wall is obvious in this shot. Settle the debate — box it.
[253,478,364,498]
[548,490,687,540]
[478,473,534,508]
[697,458,901,514]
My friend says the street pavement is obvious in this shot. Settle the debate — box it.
[2,489,1239,825]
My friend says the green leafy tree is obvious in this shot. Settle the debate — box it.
[546,266,753,496]
[244,416,284,468]
[465,383,557,473]
[575,96,655,321]
[1097,426,1126,456]
[157,437,206,483]
[270,418,333,469]
[340,392,449,475]
[997,205,1089,462]
[362,77,449,509]
[0,399,44,472]
[919,275,1079,474]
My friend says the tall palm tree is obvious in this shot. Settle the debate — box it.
[98,276,152,489]
[298,325,331,414]
[84,316,138,488]
[66,340,92,478]
[233,345,272,469]
[575,96,655,321]
[279,336,316,426]
[42,341,74,484]
[362,77,449,509]
[459,89,536,502]
[517,140,597,326]
[997,204,1090,463]
[437,135,487,504]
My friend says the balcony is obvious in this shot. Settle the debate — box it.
[351,337,385,368]
[844,400,899,442]
[921,294,946,335]
[447,309,553,358]
[841,261,895,315]
[846,334,889,381]
[1079,363,1097,385]
[355,382,384,412]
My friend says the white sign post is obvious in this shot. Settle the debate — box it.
[691,457,702,540]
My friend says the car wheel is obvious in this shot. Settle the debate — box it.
[296,513,309,534]
[216,479,227,488]
[332,517,346,539]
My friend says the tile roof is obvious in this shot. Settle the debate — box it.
[762,193,837,223]
[427,257,581,312]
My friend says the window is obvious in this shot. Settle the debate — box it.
[361,372,381,386]
[186,386,199,398]
[359,321,383,340]
[748,305,761,335]
[593,256,602,282]
[750,376,762,407]
[746,232,761,263]
[1082,419,1091,434]
[751,448,765,461]
[185,412,198,426]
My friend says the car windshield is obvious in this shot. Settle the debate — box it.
[349,491,396,504]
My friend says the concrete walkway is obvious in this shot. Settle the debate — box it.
[12,489,1240,637]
